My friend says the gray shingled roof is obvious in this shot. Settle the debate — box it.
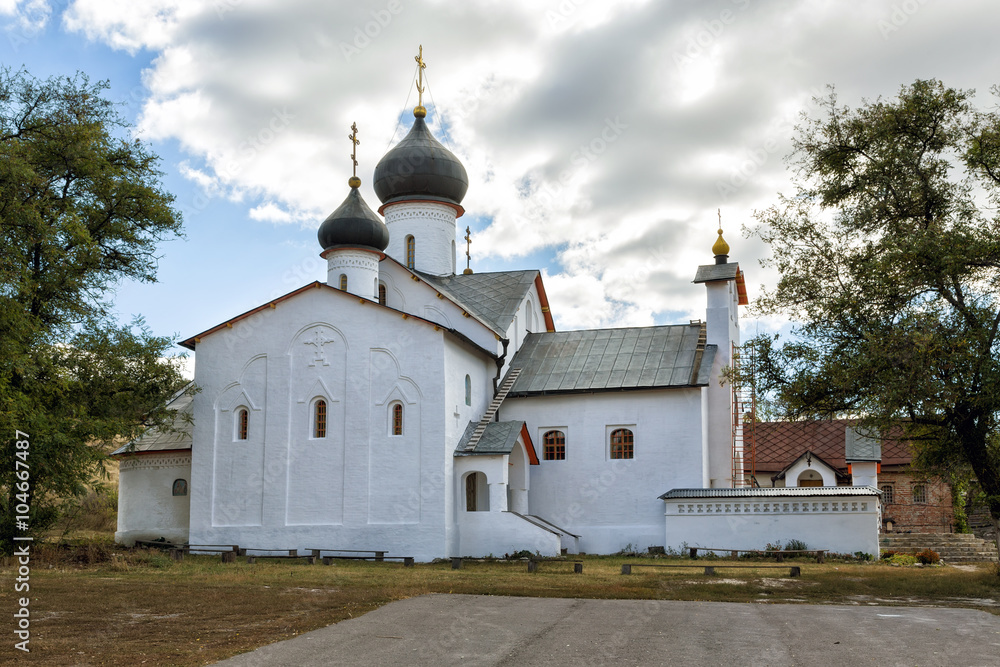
[420,270,539,334]
[504,324,716,396]
[455,420,524,455]
[659,487,880,499]
[693,263,740,283]
[845,426,882,462]
[111,386,193,455]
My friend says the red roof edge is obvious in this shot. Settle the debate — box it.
[520,423,540,465]
[533,273,556,333]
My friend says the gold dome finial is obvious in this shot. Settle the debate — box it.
[348,122,361,188]
[414,45,427,118]
[712,209,730,260]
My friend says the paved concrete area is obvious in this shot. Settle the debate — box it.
[213,594,1000,666]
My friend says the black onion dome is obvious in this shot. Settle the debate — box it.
[317,186,390,251]
[373,115,469,206]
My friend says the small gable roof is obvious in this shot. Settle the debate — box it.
[505,323,716,396]
[455,420,538,464]
[771,450,849,484]
[111,385,194,456]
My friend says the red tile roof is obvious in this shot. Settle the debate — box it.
[751,420,912,472]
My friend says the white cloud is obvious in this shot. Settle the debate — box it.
[58,0,1000,330]
[63,0,202,53]
[1,0,50,33]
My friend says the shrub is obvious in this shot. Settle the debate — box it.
[880,549,898,560]
[853,551,874,561]
[887,553,918,566]
[785,539,809,551]
[915,549,941,565]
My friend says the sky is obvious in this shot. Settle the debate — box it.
[4,0,1000,365]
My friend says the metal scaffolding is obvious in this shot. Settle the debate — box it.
[731,340,757,487]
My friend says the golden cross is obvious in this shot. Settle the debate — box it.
[348,122,360,177]
[464,225,472,270]
[415,44,426,107]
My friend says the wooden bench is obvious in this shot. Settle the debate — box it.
[242,549,316,564]
[528,559,583,573]
[168,544,240,563]
[688,547,826,563]
[621,563,800,577]
[310,549,414,567]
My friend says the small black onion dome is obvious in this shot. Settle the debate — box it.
[373,114,469,206]
[317,182,390,251]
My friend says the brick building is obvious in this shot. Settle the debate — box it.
[751,420,954,533]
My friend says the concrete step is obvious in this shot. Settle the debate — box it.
[880,532,998,562]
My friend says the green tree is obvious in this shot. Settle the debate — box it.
[0,68,187,552]
[748,79,1000,551]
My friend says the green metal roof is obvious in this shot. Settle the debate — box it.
[111,385,194,455]
[504,324,716,396]
[420,270,538,335]
[455,420,524,456]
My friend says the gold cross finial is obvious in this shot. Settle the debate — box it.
[348,122,361,187]
[463,225,473,274]
[414,45,427,116]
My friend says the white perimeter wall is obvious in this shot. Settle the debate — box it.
[499,389,706,554]
[116,453,191,546]
[663,494,881,555]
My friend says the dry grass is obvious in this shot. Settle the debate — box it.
[2,540,999,666]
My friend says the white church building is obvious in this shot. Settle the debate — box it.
[113,67,881,560]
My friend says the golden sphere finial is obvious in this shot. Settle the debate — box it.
[414,105,427,118]
[348,176,362,188]
[463,267,473,275]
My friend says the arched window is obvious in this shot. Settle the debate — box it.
[378,282,387,306]
[314,399,327,438]
[339,274,347,291]
[236,408,249,440]
[464,375,471,406]
[912,483,927,504]
[880,484,894,505]
[543,430,565,460]
[405,235,415,269]
[172,479,188,496]
[465,472,489,511]
[391,402,403,435]
[525,300,534,332]
[610,428,633,459]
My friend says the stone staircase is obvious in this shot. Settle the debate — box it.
[879,533,999,563]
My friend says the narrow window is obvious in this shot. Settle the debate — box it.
[378,282,387,306]
[543,430,566,460]
[466,473,478,511]
[406,235,415,269]
[339,274,347,291]
[172,479,188,497]
[464,375,472,406]
[610,428,633,459]
[314,399,327,438]
[880,484,894,505]
[237,408,249,440]
[391,403,403,435]
[912,484,927,504]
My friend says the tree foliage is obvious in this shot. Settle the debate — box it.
[748,79,1000,538]
[0,68,187,552]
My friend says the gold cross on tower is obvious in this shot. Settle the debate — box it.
[414,45,427,116]
[348,122,360,187]
[463,226,473,275]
